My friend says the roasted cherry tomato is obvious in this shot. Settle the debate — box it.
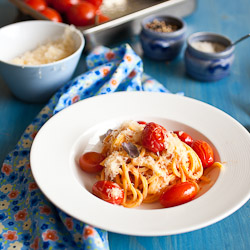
[192,140,214,168]
[96,13,110,23]
[137,121,147,125]
[141,122,167,153]
[174,130,193,146]
[79,152,104,173]
[45,0,53,6]
[24,0,47,11]
[86,0,102,9]
[51,0,81,13]
[160,182,197,208]
[39,7,63,22]
[66,1,96,26]
[92,180,124,204]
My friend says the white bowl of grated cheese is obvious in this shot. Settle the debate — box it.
[0,20,84,103]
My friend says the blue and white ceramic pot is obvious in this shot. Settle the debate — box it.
[140,15,186,61]
[185,32,235,81]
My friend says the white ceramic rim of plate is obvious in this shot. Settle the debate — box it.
[30,91,250,236]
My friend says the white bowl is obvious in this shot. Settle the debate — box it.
[0,20,84,103]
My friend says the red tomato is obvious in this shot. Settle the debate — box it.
[141,122,167,153]
[66,1,96,26]
[160,182,197,208]
[96,13,110,23]
[174,130,193,146]
[45,0,53,6]
[86,0,102,9]
[192,140,214,168]
[24,0,47,11]
[79,152,104,173]
[92,180,124,204]
[51,0,81,13]
[137,121,146,125]
[39,7,63,22]
[45,0,53,7]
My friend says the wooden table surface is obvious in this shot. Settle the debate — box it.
[0,0,250,249]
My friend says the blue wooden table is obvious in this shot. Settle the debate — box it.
[0,0,250,249]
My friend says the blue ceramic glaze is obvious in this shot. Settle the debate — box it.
[185,32,235,81]
[140,15,186,61]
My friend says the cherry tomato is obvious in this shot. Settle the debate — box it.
[79,152,104,173]
[39,7,63,22]
[45,0,53,6]
[51,0,81,13]
[24,0,47,11]
[160,182,197,208]
[137,121,146,125]
[192,140,214,168]
[66,1,96,26]
[86,0,102,9]
[96,13,110,23]
[92,180,124,204]
[174,130,193,146]
[141,122,167,153]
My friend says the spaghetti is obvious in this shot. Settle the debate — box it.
[98,120,208,208]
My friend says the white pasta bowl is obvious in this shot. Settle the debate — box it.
[0,20,84,103]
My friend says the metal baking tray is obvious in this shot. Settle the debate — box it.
[8,0,197,51]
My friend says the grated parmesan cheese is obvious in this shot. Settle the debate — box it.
[10,26,77,66]
[165,132,189,164]
[120,120,144,143]
[191,41,226,53]
[103,151,128,180]
[106,187,123,199]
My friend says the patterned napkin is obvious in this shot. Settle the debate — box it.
[0,43,172,250]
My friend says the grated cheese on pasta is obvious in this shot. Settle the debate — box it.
[102,121,190,181]
[103,151,128,180]
[165,132,190,164]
